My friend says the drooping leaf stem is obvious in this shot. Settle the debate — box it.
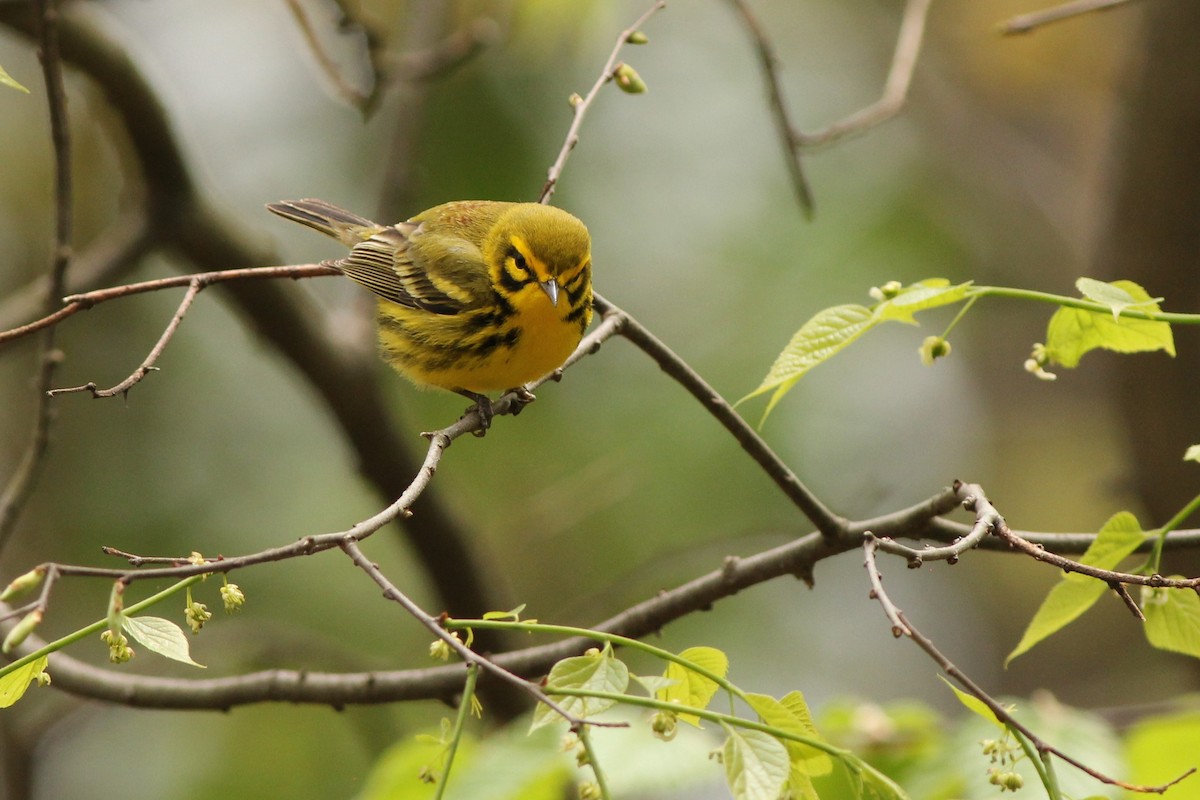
[967,285,1200,324]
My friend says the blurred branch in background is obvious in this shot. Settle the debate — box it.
[0,2,513,664]
[725,0,932,217]
[0,0,72,553]
[1000,0,1143,36]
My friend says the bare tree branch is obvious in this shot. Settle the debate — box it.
[1000,0,1143,36]
[538,0,666,205]
[796,0,933,148]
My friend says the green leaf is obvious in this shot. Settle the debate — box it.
[1184,445,1200,464]
[1075,277,1162,321]
[0,64,30,94]
[121,615,205,668]
[530,647,629,731]
[858,760,910,800]
[629,674,677,695]
[1044,279,1174,368]
[721,723,790,800]
[658,646,728,726]
[745,691,833,776]
[876,279,971,324]
[1006,511,1145,665]
[938,676,1005,731]
[1142,583,1200,659]
[0,656,48,708]
[741,279,972,423]
[739,304,877,420]
[1125,711,1200,795]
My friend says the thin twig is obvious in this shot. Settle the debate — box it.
[339,538,603,728]
[282,0,372,110]
[725,0,814,216]
[538,0,666,204]
[863,536,1196,795]
[869,511,991,566]
[1000,0,1141,35]
[796,0,933,148]
[48,279,202,397]
[0,264,337,347]
[958,482,1200,593]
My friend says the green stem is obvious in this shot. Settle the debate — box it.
[0,575,204,678]
[1009,725,1052,795]
[434,662,479,800]
[1147,490,1200,573]
[939,294,978,339]
[545,687,849,759]
[577,724,612,800]
[968,285,1200,324]
[446,618,744,701]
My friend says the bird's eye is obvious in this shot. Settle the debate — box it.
[509,247,528,272]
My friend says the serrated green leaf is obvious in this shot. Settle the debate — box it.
[1044,279,1174,368]
[938,676,1005,731]
[658,646,727,726]
[1142,583,1200,659]
[0,65,30,94]
[1076,277,1162,321]
[1184,445,1200,464]
[121,615,205,668]
[745,692,833,776]
[876,279,971,324]
[0,656,48,708]
[721,723,790,800]
[1006,511,1145,665]
[739,304,877,420]
[530,648,629,731]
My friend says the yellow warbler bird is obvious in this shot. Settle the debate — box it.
[267,199,593,426]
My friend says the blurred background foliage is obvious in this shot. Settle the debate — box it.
[1,0,1198,798]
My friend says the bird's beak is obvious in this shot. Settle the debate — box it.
[539,278,561,307]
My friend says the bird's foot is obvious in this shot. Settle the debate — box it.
[455,390,495,436]
[506,387,536,417]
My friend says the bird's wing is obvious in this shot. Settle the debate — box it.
[336,223,465,315]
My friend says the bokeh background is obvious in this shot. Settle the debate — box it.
[1,0,1197,798]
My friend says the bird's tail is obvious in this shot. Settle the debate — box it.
[266,199,383,247]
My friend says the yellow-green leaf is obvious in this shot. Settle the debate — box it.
[122,615,205,668]
[0,64,29,94]
[1142,583,1200,659]
[938,676,1005,731]
[739,304,877,420]
[1184,445,1200,464]
[1006,511,1145,665]
[1075,277,1162,321]
[859,760,910,800]
[745,692,832,776]
[1044,279,1174,368]
[530,647,629,731]
[0,656,48,708]
[1125,711,1200,795]
[876,279,971,324]
[721,723,790,800]
[657,646,727,726]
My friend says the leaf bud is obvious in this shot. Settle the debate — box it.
[613,62,647,94]
[2,609,43,653]
[1,566,46,602]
